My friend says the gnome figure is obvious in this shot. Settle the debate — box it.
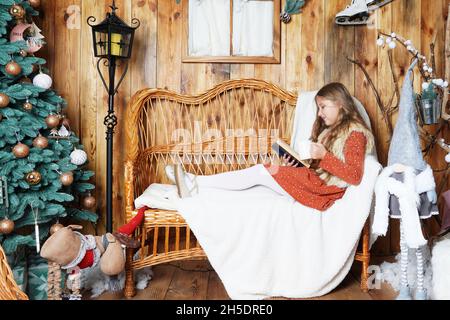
[372,59,439,300]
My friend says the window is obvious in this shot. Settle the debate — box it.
[182,0,281,63]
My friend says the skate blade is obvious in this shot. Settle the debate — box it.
[368,0,394,12]
[336,20,369,26]
[335,13,369,26]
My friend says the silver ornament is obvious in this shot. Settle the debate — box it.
[33,72,52,89]
[70,148,88,166]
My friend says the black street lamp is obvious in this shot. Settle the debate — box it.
[88,1,140,233]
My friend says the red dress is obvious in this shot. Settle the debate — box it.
[264,131,367,211]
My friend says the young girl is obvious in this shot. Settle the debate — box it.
[168,82,374,211]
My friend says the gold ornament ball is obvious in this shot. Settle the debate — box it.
[0,93,10,108]
[13,142,30,158]
[50,223,64,235]
[26,171,42,185]
[32,135,48,149]
[60,172,74,186]
[23,101,33,111]
[83,195,96,209]
[45,114,60,128]
[0,218,14,235]
[9,5,25,19]
[6,61,22,76]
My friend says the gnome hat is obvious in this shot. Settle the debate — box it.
[388,59,427,171]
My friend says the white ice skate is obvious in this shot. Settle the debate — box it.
[367,0,394,11]
[335,0,394,26]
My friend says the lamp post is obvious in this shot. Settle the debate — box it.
[88,1,140,233]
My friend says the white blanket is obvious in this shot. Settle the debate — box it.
[174,156,381,299]
[135,183,179,211]
[135,89,382,299]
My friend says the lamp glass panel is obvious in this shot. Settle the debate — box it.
[95,30,108,56]
[108,27,132,57]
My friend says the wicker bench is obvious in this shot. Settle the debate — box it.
[123,79,371,298]
[0,244,28,300]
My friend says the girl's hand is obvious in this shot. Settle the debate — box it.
[310,143,327,160]
[282,154,298,167]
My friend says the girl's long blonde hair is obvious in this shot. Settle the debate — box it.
[310,82,369,150]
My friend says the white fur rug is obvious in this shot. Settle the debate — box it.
[431,233,450,299]
[378,245,433,298]
[80,265,153,298]
[377,234,450,300]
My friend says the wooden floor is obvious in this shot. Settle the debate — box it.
[87,258,398,300]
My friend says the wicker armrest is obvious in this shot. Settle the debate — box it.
[0,245,28,300]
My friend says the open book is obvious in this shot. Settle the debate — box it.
[271,139,311,168]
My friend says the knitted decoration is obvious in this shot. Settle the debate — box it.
[47,262,62,300]
[387,59,427,171]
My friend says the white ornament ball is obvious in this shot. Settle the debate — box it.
[443,81,449,88]
[388,41,397,49]
[386,37,392,44]
[376,38,384,47]
[422,82,430,90]
[33,73,52,89]
[70,148,88,166]
[445,153,450,163]
[391,32,397,38]
[423,65,428,72]
[428,67,433,73]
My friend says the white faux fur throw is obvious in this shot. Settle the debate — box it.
[173,156,381,299]
[135,183,179,211]
[431,233,450,299]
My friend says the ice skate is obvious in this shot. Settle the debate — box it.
[335,0,394,26]
[335,0,370,26]
[367,0,394,12]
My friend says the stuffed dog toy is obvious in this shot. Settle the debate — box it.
[40,207,146,275]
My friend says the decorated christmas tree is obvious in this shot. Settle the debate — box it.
[0,0,97,265]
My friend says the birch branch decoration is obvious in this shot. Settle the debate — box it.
[377,31,449,92]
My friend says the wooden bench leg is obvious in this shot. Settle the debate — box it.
[360,219,370,293]
[124,247,136,298]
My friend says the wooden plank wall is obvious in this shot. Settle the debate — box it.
[38,0,449,256]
